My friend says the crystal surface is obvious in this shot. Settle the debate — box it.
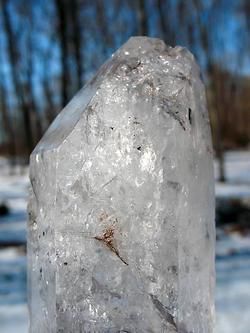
[28,37,215,332]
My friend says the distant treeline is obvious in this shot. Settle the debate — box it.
[0,0,249,179]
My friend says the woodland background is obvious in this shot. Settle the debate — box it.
[0,0,249,181]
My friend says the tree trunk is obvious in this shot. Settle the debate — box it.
[55,0,70,107]
[0,84,16,165]
[26,15,43,144]
[69,0,83,90]
[137,0,148,36]
[157,0,175,46]
[1,0,33,156]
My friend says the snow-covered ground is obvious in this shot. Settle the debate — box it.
[0,151,249,333]
[216,231,250,333]
[215,150,250,198]
[0,159,29,332]
[0,249,28,333]
[0,304,28,333]
[0,159,28,246]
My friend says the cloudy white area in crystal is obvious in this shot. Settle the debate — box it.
[28,37,215,332]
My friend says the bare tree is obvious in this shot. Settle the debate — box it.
[96,0,113,58]
[192,0,226,181]
[41,43,57,126]
[55,0,70,107]
[1,0,34,155]
[69,0,83,90]
[157,0,176,46]
[137,0,148,36]
[0,82,16,164]
[25,3,43,144]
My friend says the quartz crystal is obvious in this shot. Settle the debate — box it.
[28,37,215,332]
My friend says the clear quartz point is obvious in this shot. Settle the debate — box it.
[28,37,215,333]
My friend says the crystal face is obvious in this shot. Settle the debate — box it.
[28,37,215,332]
